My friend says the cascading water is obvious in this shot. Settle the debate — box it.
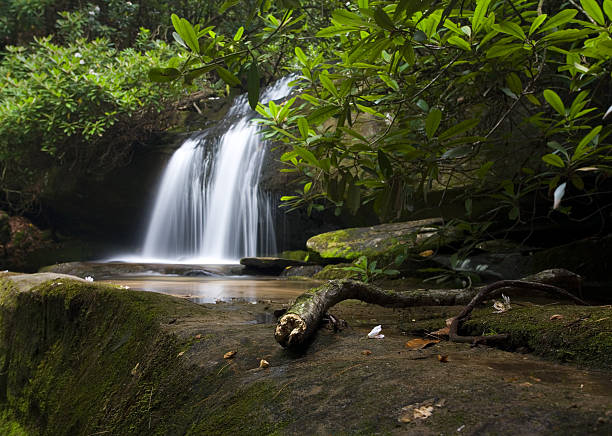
[138,77,294,263]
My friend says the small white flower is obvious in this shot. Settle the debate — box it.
[89,10,95,16]
[74,52,82,58]
[85,276,94,282]
[94,6,100,12]
[120,285,130,289]
[79,59,85,65]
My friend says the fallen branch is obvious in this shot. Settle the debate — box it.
[274,269,586,349]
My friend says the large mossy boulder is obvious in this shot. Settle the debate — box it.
[306,218,447,262]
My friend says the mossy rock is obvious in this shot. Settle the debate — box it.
[306,218,450,262]
[312,263,356,280]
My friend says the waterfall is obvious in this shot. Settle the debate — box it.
[138,77,294,263]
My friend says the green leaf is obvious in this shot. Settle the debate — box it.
[442,145,472,159]
[425,108,442,139]
[472,0,491,34]
[573,125,602,160]
[247,62,260,111]
[216,67,241,87]
[374,8,396,30]
[580,0,605,25]
[220,0,241,13]
[447,35,471,51]
[297,117,309,139]
[332,9,367,27]
[605,0,612,21]
[307,105,339,124]
[543,89,565,116]
[295,47,308,66]
[540,9,577,32]
[529,14,547,35]
[486,43,522,58]
[542,153,566,168]
[304,182,312,194]
[439,118,479,140]
[492,22,526,40]
[320,74,339,98]
[294,145,320,167]
[377,150,393,178]
[148,67,181,82]
[233,26,245,41]
[346,182,361,215]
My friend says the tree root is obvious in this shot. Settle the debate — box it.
[274,269,587,349]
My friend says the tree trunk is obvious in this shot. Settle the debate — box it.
[274,269,585,349]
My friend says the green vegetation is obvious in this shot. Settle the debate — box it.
[157,0,612,259]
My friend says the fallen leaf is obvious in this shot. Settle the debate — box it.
[130,363,140,376]
[259,359,269,368]
[367,325,384,339]
[437,354,448,363]
[413,405,434,419]
[549,314,564,320]
[195,334,202,339]
[431,326,450,336]
[419,250,434,257]
[177,351,185,357]
[529,376,542,382]
[224,350,237,359]
[518,382,533,387]
[361,350,372,356]
[405,338,440,350]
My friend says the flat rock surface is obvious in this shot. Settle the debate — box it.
[1,275,610,435]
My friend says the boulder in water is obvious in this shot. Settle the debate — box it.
[306,218,449,262]
[240,257,310,274]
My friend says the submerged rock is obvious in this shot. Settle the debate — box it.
[279,264,323,278]
[240,257,309,274]
[306,218,448,261]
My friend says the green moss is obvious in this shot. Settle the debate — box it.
[313,264,355,280]
[464,305,612,368]
[0,410,29,435]
[187,381,289,435]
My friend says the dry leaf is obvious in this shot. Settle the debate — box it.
[405,338,440,350]
[224,350,237,359]
[529,376,542,382]
[518,382,533,387]
[437,354,449,363]
[195,334,202,339]
[431,326,450,337]
[361,350,372,356]
[419,250,434,257]
[413,405,434,419]
[259,359,269,368]
[550,314,564,320]
[130,362,140,376]
[177,351,185,357]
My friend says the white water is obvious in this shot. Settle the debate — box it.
[125,77,294,264]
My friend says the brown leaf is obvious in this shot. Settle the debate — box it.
[405,338,440,350]
[259,359,270,368]
[130,362,140,376]
[195,334,202,339]
[224,350,237,359]
[177,351,185,357]
[518,382,533,387]
[549,314,564,320]
[361,350,372,356]
[419,250,434,257]
[431,326,450,337]
[437,354,449,363]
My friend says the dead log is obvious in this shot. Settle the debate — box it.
[274,269,586,348]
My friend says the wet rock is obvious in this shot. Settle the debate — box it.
[306,218,449,262]
[183,269,216,277]
[240,257,309,274]
[280,265,323,278]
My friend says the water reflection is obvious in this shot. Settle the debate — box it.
[101,275,318,304]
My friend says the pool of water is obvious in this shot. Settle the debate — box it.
[100,274,319,304]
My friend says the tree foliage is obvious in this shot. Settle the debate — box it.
[0,32,182,212]
[158,0,612,235]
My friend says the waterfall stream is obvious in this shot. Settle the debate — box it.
[136,77,294,263]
